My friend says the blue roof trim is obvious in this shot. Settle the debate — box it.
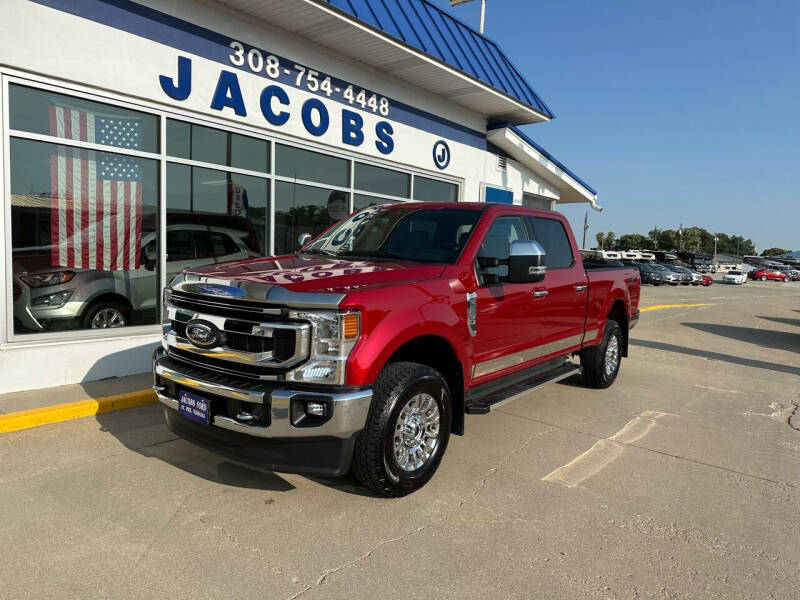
[490,123,597,196]
[319,0,554,119]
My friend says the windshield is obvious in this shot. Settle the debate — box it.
[728,270,742,275]
[304,206,480,264]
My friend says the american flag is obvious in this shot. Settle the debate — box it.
[49,104,143,271]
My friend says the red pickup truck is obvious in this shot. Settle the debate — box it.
[153,203,640,496]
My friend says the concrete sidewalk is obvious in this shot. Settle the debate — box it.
[0,372,154,432]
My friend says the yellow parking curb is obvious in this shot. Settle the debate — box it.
[0,389,156,434]
[640,303,713,312]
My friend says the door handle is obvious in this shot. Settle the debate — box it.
[574,284,587,292]
[533,290,548,298]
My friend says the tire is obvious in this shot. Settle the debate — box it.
[784,276,790,282]
[352,362,451,497]
[761,275,767,281]
[82,300,129,329]
[580,320,623,389]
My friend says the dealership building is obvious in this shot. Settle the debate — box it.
[0,0,598,393]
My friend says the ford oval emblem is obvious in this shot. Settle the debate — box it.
[185,319,222,349]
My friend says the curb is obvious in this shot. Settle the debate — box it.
[0,389,157,434]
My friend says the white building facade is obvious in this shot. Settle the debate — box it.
[0,0,597,393]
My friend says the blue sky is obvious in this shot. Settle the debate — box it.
[431,0,799,252]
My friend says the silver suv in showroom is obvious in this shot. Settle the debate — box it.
[13,223,259,332]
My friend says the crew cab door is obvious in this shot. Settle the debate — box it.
[525,215,588,352]
[471,215,547,380]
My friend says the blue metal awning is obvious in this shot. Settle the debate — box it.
[318,0,553,119]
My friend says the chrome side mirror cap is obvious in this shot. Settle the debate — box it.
[297,233,312,248]
[508,240,546,284]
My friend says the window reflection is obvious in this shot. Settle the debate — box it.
[10,138,159,333]
[354,163,409,197]
[414,176,458,202]
[9,84,159,153]
[275,144,349,188]
[354,194,399,210]
[166,119,269,173]
[166,164,268,274]
[275,182,349,255]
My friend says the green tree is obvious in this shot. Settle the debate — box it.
[761,247,789,257]
[595,232,605,249]
[605,231,616,249]
[617,233,653,251]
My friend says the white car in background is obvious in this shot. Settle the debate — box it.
[722,270,746,285]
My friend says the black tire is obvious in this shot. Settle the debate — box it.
[81,300,129,329]
[352,362,451,497]
[784,276,790,282]
[580,320,623,389]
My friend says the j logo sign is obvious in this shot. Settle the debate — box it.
[432,140,450,170]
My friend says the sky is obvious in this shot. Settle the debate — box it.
[430,0,799,252]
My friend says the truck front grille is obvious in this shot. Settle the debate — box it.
[163,292,311,380]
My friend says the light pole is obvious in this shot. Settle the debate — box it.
[678,224,683,252]
[450,0,486,33]
[713,235,718,263]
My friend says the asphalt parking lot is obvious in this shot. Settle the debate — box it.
[1,280,798,600]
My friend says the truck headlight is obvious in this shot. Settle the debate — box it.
[287,310,360,385]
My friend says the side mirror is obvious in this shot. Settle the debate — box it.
[508,240,546,283]
[297,233,312,248]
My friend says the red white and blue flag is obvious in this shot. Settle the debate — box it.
[49,104,143,271]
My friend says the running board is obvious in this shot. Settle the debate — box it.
[465,362,582,414]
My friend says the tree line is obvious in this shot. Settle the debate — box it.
[594,226,757,256]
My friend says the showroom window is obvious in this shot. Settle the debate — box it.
[5,82,459,341]
[8,137,159,334]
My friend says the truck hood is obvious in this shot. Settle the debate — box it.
[184,254,446,294]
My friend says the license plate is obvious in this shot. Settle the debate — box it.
[178,390,211,425]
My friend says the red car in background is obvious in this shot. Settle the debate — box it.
[701,274,713,286]
[749,269,791,282]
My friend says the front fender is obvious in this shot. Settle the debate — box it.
[344,284,471,387]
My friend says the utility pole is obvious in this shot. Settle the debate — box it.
[450,0,486,33]
[678,224,683,252]
[582,211,588,249]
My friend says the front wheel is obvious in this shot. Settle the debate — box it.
[352,362,451,497]
[580,320,623,389]
[761,275,767,281]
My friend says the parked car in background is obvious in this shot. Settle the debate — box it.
[620,261,663,286]
[689,272,704,285]
[652,264,680,285]
[749,268,790,282]
[661,264,692,285]
[701,274,713,286]
[774,265,800,281]
[722,270,746,285]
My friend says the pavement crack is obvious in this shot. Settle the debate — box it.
[788,397,799,433]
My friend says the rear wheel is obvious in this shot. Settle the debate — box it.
[580,320,623,389]
[352,362,451,497]
[784,276,790,282]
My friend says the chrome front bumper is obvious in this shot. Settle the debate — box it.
[153,356,372,440]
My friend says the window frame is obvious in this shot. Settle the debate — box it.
[525,215,576,270]
[1,71,462,345]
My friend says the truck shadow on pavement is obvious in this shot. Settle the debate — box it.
[681,322,800,354]
[95,404,377,496]
[758,315,800,328]
[630,339,800,376]
[96,405,297,492]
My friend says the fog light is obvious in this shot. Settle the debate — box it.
[305,401,327,418]
[31,290,73,308]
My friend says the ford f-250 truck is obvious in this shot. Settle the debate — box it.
[153,203,640,496]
